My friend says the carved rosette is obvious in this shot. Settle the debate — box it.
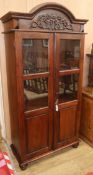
[30,14,73,30]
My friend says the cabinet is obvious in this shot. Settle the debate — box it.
[80,87,93,146]
[87,53,93,86]
[1,3,87,169]
[80,51,93,146]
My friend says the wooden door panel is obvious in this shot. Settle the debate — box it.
[59,107,77,142]
[54,105,78,148]
[25,114,49,154]
[80,97,90,133]
[80,95,93,142]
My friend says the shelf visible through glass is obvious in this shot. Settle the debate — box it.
[60,39,80,70]
[22,39,49,74]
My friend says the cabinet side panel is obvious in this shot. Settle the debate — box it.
[4,33,19,152]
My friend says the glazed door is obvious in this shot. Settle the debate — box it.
[15,32,84,157]
[54,33,84,148]
[15,32,54,158]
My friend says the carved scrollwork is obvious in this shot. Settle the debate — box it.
[31,14,73,30]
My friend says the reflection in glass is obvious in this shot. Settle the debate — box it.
[24,77,48,111]
[60,40,80,70]
[58,74,79,103]
[23,39,48,74]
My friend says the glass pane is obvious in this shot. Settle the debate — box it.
[24,77,48,111]
[60,40,80,70]
[23,39,48,74]
[58,74,79,103]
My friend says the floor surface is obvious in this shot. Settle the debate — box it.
[0,140,93,175]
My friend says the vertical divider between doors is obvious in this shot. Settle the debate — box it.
[53,33,60,149]
[48,33,54,150]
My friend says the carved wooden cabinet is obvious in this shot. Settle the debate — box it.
[1,3,87,169]
[87,53,93,86]
[80,87,93,146]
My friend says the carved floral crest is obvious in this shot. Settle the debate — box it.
[30,14,73,30]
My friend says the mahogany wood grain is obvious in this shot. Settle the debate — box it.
[25,114,49,153]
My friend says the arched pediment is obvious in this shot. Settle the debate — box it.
[1,3,88,33]
[28,3,88,32]
[30,3,79,23]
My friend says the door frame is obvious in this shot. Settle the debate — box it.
[53,33,85,148]
[15,31,54,158]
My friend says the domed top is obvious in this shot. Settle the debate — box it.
[29,2,88,24]
[1,3,88,33]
